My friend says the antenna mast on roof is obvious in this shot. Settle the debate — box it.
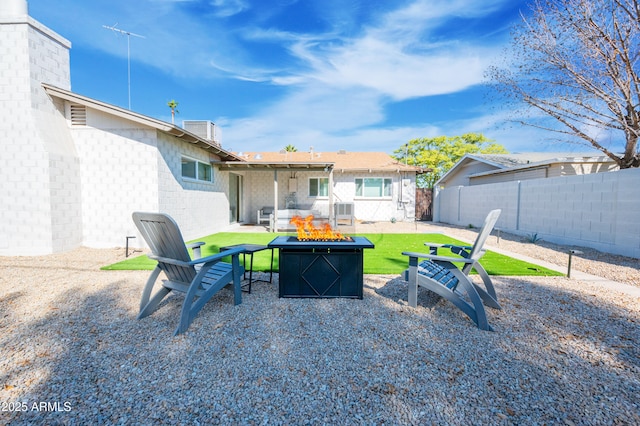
[103,23,145,110]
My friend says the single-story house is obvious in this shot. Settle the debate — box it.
[436,153,619,188]
[219,151,423,231]
[0,2,423,255]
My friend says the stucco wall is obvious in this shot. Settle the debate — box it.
[434,168,640,258]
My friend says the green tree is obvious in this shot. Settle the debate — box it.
[394,133,508,188]
[283,144,298,152]
[167,99,179,124]
[487,0,640,168]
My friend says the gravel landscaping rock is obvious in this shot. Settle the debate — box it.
[0,225,638,425]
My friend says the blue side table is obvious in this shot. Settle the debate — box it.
[219,244,274,293]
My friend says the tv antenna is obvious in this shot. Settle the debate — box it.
[103,23,145,109]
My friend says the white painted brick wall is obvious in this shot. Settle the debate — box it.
[244,170,275,220]
[71,117,233,249]
[73,121,160,248]
[1,14,237,254]
[242,170,417,223]
[0,16,78,255]
[156,133,230,242]
[434,167,640,258]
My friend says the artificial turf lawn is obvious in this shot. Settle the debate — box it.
[102,232,563,277]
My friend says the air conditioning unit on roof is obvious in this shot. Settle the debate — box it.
[182,120,221,145]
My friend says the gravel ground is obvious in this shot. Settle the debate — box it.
[434,224,640,288]
[0,225,639,425]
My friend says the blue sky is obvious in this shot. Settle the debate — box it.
[28,0,573,154]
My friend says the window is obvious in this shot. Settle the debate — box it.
[355,178,392,198]
[181,156,213,182]
[309,177,329,197]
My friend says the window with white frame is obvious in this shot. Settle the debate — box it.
[181,156,213,182]
[309,177,329,197]
[355,177,392,198]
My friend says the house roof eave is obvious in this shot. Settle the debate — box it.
[218,162,426,173]
[435,154,506,187]
[42,83,245,162]
[217,161,335,171]
[468,155,616,178]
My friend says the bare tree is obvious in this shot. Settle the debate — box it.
[488,0,640,168]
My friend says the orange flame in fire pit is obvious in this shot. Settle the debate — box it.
[290,215,348,241]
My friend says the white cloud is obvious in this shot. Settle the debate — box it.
[317,38,493,99]
[220,114,441,153]
[262,0,509,101]
[216,0,513,150]
[33,0,525,153]
[209,0,249,17]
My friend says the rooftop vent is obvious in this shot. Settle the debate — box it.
[182,120,221,145]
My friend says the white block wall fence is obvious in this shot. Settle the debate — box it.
[433,167,640,259]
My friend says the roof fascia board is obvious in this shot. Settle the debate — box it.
[43,83,177,131]
[42,83,245,162]
[466,154,514,169]
[468,156,614,178]
[218,162,423,173]
[217,162,334,171]
[435,154,502,186]
[470,164,550,178]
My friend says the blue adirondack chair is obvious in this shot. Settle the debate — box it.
[132,212,244,335]
[403,209,502,331]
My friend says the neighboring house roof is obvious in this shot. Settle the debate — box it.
[437,152,615,186]
[469,153,615,178]
[42,83,245,162]
[220,150,426,173]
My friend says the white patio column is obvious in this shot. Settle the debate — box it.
[273,169,278,232]
[328,166,335,226]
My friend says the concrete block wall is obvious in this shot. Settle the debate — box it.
[73,122,160,248]
[333,172,416,222]
[243,170,330,221]
[243,171,417,223]
[434,168,640,258]
[244,170,274,222]
[1,10,236,254]
[71,118,233,249]
[48,152,83,252]
[0,14,79,255]
[156,133,230,242]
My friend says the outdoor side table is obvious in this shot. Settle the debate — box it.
[219,244,274,293]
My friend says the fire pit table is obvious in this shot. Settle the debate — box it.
[268,236,374,299]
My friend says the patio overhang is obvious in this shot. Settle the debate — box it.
[217,161,335,171]
[217,161,336,232]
